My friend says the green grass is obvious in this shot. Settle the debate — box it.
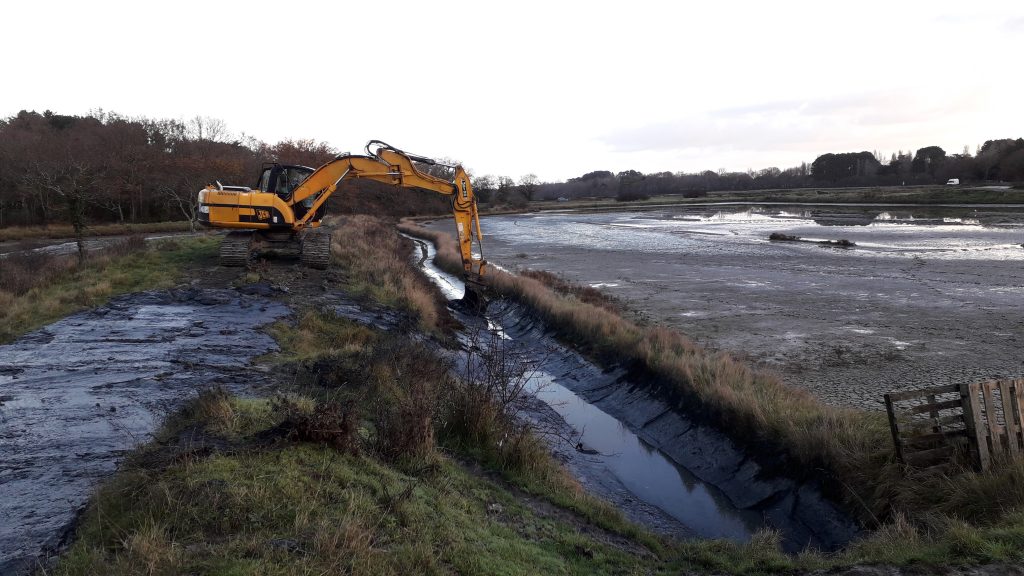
[54,427,660,575]
[0,236,218,343]
[265,308,379,364]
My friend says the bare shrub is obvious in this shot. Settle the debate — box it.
[106,234,147,257]
[440,329,549,472]
[368,338,450,461]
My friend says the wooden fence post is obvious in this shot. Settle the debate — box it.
[884,393,904,464]
[961,381,990,471]
[982,381,1005,458]
[999,380,1021,456]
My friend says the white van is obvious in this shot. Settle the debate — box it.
[946,178,960,185]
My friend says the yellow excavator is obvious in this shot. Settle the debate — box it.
[197,140,487,284]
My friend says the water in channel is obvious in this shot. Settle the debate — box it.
[408,233,859,552]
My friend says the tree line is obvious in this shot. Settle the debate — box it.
[489,140,1024,203]
[2,109,1022,228]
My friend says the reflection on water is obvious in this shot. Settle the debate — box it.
[528,372,764,541]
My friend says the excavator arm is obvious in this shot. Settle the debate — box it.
[286,141,487,281]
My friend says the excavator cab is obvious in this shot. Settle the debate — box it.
[255,163,326,222]
[256,163,315,200]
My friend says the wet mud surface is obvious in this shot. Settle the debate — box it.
[427,205,1024,409]
[0,287,289,573]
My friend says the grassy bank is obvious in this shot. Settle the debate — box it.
[0,221,193,242]
[329,214,453,333]
[50,393,660,575]
[398,219,1024,567]
[50,361,799,575]
[0,235,218,343]
[45,216,806,575]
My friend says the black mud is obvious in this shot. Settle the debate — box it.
[0,287,289,573]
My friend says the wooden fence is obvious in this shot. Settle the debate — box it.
[884,379,1024,471]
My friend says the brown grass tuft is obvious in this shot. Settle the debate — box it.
[519,269,624,313]
[330,215,451,333]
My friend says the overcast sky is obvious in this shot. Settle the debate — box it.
[2,0,1021,181]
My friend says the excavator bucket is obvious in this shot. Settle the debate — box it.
[456,278,489,314]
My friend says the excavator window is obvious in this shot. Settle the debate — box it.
[275,172,291,196]
[255,165,314,200]
[257,168,273,194]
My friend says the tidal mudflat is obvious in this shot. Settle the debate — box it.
[428,204,1024,409]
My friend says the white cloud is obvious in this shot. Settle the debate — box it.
[1,0,1021,181]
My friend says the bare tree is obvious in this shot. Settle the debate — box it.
[25,160,104,262]
[517,173,539,202]
[161,183,200,232]
[187,116,231,143]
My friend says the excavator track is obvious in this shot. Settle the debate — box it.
[300,230,331,269]
[219,231,252,267]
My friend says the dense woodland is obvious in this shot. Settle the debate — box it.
[1,109,1022,227]
[0,110,448,228]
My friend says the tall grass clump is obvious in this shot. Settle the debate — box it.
[331,215,451,332]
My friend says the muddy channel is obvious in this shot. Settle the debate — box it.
[410,236,860,553]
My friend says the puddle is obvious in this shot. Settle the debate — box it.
[410,236,860,552]
[0,288,289,574]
